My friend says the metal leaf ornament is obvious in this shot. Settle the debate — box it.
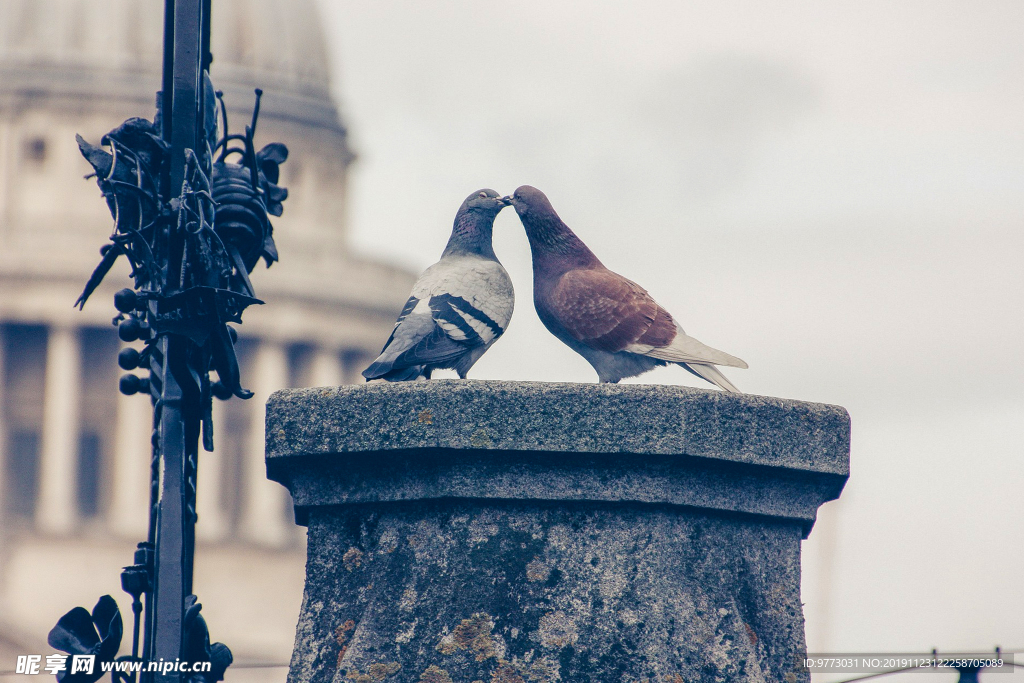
[182,595,232,683]
[74,118,168,309]
[72,86,289,421]
[47,596,124,683]
[211,89,287,284]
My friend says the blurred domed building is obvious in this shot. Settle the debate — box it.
[0,0,413,669]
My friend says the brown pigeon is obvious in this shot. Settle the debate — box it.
[506,185,747,390]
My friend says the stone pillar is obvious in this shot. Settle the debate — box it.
[240,339,291,546]
[108,372,153,537]
[36,324,82,534]
[266,381,850,683]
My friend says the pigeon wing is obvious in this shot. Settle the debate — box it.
[424,257,514,349]
[550,268,747,368]
[376,294,419,354]
[363,257,513,379]
[388,311,475,366]
[548,268,669,352]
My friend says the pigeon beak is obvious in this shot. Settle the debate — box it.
[500,196,513,206]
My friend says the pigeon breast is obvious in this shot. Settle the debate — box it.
[414,256,513,340]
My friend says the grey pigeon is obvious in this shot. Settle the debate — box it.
[363,189,514,381]
[506,185,747,390]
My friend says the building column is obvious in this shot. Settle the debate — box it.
[0,325,8,572]
[107,360,153,538]
[239,339,291,547]
[36,324,81,534]
[309,347,343,388]
[340,349,370,386]
[0,120,11,222]
[195,399,230,542]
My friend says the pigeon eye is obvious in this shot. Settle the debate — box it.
[478,192,487,198]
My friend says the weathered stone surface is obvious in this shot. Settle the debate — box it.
[267,381,848,471]
[292,503,804,683]
[266,381,851,683]
[266,381,849,533]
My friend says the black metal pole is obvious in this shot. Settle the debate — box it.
[150,346,186,683]
[56,1,287,678]
[147,1,205,680]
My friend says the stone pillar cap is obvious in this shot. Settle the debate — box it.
[266,380,850,536]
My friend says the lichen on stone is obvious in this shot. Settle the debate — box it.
[395,619,418,644]
[489,662,525,683]
[377,529,400,554]
[468,517,500,545]
[437,613,505,661]
[335,619,356,666]
[515,656,560,683]
[366,662,401,680]
[525,558,550,582]
[344,661,402,683]
[470,428,493,447]
[537,611,578,649]
[399,587,418,611]
[343,547,364,571]
[419,665,454,683]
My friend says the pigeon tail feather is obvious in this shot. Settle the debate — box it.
[364,366,423,382]
[639,331,748,369]
[362,363,424,382]
[683,362,742,393]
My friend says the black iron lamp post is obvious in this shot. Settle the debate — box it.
[49,2,289,682]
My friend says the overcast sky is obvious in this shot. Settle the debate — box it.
[315,0,1024,672]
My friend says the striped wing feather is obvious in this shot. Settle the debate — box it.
[376,257,512,368]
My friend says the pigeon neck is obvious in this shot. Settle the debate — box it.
[525,213,601,273]
[442,210,497,260]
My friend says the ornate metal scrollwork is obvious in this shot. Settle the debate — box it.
[57,33,289,677]
[75,83,286,410]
